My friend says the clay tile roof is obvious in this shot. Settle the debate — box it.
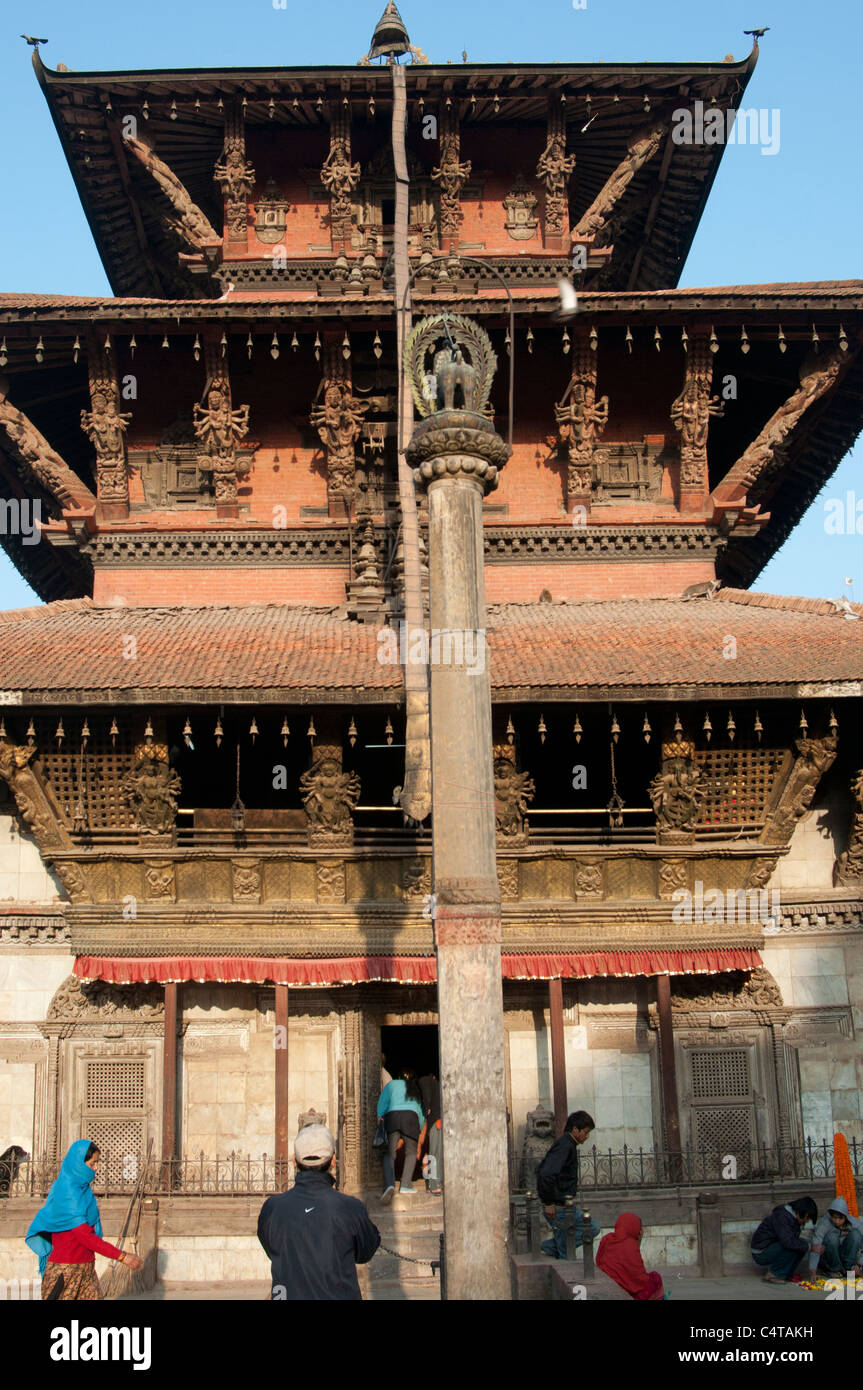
[0,589,861,703]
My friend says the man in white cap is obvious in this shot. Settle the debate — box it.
[257,1123,380,1300]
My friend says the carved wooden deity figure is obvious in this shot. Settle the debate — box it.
[536,101,575,246]
[671,337,724,494]
[493,746,535,841]
[763,730,838,846]
[321,107,361,248]
[311,348,369,503]
[300,745,361,842]
[834,771,863,886]
[193,375,251,508]
[214,104,256,242]
[124,134,220,250]
[431,106,472,248]
[571,120,666,243]
[555,338,609,506]
[120,743,181,837]
[649,738,704,841]
[80,336,132,508]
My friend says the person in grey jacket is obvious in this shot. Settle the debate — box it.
[807,1196,863,1277]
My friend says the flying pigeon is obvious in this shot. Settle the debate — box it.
[21,34,49,45]
[743,27,770,37]
[550,277,579,322]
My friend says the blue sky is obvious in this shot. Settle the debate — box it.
[0,0,860,608]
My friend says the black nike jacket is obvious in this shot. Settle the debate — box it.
[257,1170,381,1300]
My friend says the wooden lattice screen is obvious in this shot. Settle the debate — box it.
[34,716,136,830]
[693,744,786,826]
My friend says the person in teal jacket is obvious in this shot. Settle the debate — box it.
[377,1068,425,1203]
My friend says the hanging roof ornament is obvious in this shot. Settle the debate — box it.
[367,1,411,61]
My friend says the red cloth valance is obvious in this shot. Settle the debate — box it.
[74,947,761,988]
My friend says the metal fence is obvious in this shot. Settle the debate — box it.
[2,1151,295,1200]
[4,1139,860,1200]
[516,1139,862,1192]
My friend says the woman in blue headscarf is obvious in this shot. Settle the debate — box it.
[25,1140,142,1300]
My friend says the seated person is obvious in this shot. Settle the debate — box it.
[807,1196,863,1278]
[596,1212,666,1301]
[751,1196,817,1283]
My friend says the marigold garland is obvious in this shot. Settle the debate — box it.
[834,1132,859,1218]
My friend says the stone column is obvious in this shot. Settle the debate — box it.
[408,386,512,1300]
[655,974,682,1178]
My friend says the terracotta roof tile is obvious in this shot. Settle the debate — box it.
[0,590,860,700]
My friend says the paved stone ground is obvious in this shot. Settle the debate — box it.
[116,1272,835,1302]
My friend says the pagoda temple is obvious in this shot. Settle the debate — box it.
[0,5,861,1290]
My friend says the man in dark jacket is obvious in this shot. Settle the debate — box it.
[257,1124,380,1300]
[536,1109,600,1259]
[751,1196,818,1283]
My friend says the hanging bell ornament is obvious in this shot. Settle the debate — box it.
[538,712,547,744]
[249,717,259,743]
[703,712,713,742]
[726,711,736,742]
[506,715,515,745]
[610,712,620,743]
[214,716,224,747]
[281,716,290,747]
[385,717,394,746]
[642,713,652,744]
[754,710,763,743]
[307,716,316,742]
[348,717,358,747]
[573,713,583,744]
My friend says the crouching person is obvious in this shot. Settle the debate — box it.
[257,1124,380,1300]
[597,1213,667,1300]
[807,1196,863,1279]
[751,1196,817,1284]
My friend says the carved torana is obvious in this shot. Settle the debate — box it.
[120,743,181,838]
[214,103,256,242]
[48,974,164,1020]
[671,336,724,492]
[671,967,783,1012]
[81,332,132,508]
[571,121,666,243]
[431,106,472,246]
[650,738,704,842]
[502,172,539,241]
[554,335,609,506]
[300,745,361,844]
[536,101,575,244]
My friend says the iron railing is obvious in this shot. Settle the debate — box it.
[515,1139,861,1193]
[5,1139,859,1201]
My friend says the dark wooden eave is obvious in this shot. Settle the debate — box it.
[33,46,758,300]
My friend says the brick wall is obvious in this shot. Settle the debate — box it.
[93,566,350,605]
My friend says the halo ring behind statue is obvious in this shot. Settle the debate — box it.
[404,313,497,419]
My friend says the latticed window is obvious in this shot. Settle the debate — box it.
[687,1048,756,1174]
[86,1060,145,1111]
[37,716,136,830]
[691,1048,750,1100]
[82,1058,146,1185]
[694,745,785,826]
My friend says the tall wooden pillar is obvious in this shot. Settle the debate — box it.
[655,974,682,1163]
[161,983,178,1168]
[275,983,290,1184]
[548,978,568,1136]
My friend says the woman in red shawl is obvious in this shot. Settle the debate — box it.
[596,1212,666,1300]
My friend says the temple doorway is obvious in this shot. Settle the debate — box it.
[380,1023,439,1080]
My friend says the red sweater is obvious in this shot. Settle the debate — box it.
[47,1223,124,1264]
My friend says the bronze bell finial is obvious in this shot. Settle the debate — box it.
[368,0,411,61]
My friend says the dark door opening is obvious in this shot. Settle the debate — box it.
[380,1024,439,1081]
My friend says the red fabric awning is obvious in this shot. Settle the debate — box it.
[74,948,761,988]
